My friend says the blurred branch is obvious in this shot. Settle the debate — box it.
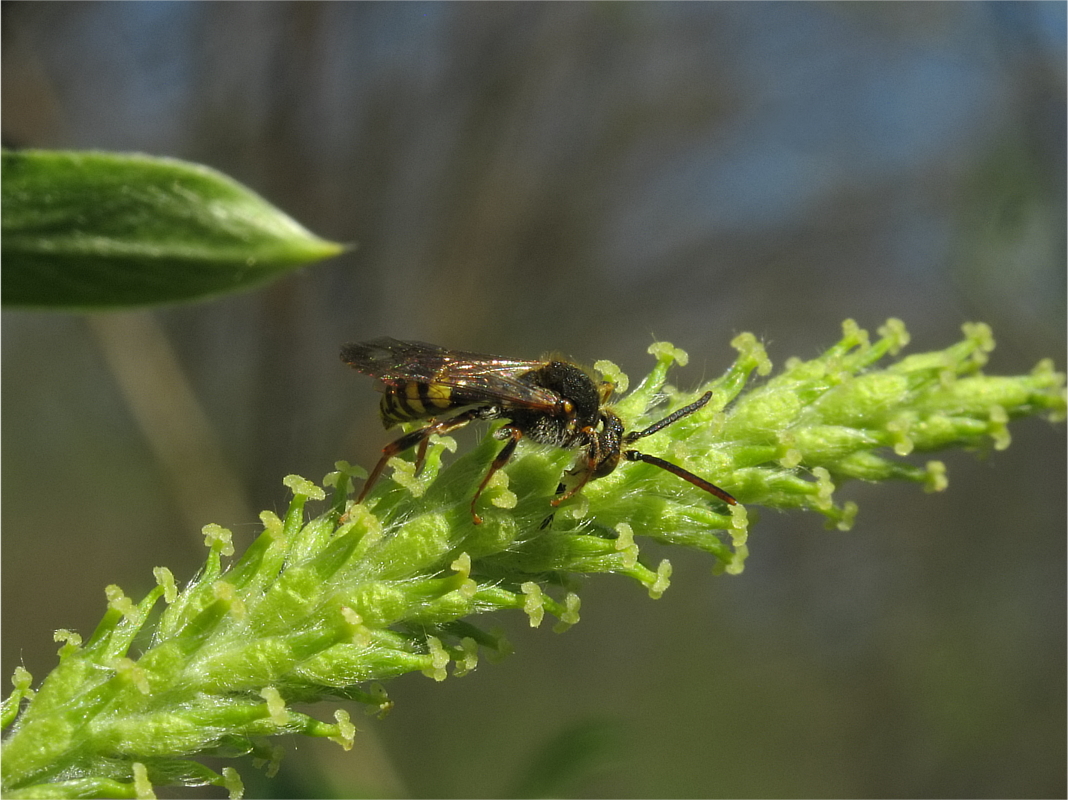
[87,312,254,539]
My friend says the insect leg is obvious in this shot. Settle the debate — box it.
[357,427,431,504]
[623,449,737,505]
[549,425,602,507]
[470,426,523,525]
[356,408,484,505]
[412,411,481,472]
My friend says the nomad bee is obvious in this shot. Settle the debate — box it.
[340,337,736,524]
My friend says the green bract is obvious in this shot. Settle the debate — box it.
[2,321,1063,798]
[1,149,345,309]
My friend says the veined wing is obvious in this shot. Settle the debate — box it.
[340,337,563,410]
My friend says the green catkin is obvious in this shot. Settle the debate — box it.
[3,320,1063,798]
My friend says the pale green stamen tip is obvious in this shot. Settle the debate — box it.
[283,474,326,500]
[202,523,235,556]
[648,340,689,366]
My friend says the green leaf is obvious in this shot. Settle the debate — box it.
[1,149,347,309]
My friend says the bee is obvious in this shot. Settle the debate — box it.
[340,337,737,525]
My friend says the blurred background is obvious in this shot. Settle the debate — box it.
[2,3,1064,797]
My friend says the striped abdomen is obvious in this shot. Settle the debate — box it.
[379,380,459,428]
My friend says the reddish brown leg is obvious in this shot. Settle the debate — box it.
[414,434,431,474]
[549,426,601,507]
[356,427,433,504]
[356,409,484,505]
[469,426,523,525]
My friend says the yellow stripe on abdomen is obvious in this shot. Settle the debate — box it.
[379,381,455,427]
[425,382,453,409]
[404,382,426,415]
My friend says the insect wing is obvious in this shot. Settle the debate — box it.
[341,338,453,382]
[341,338,561,410]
